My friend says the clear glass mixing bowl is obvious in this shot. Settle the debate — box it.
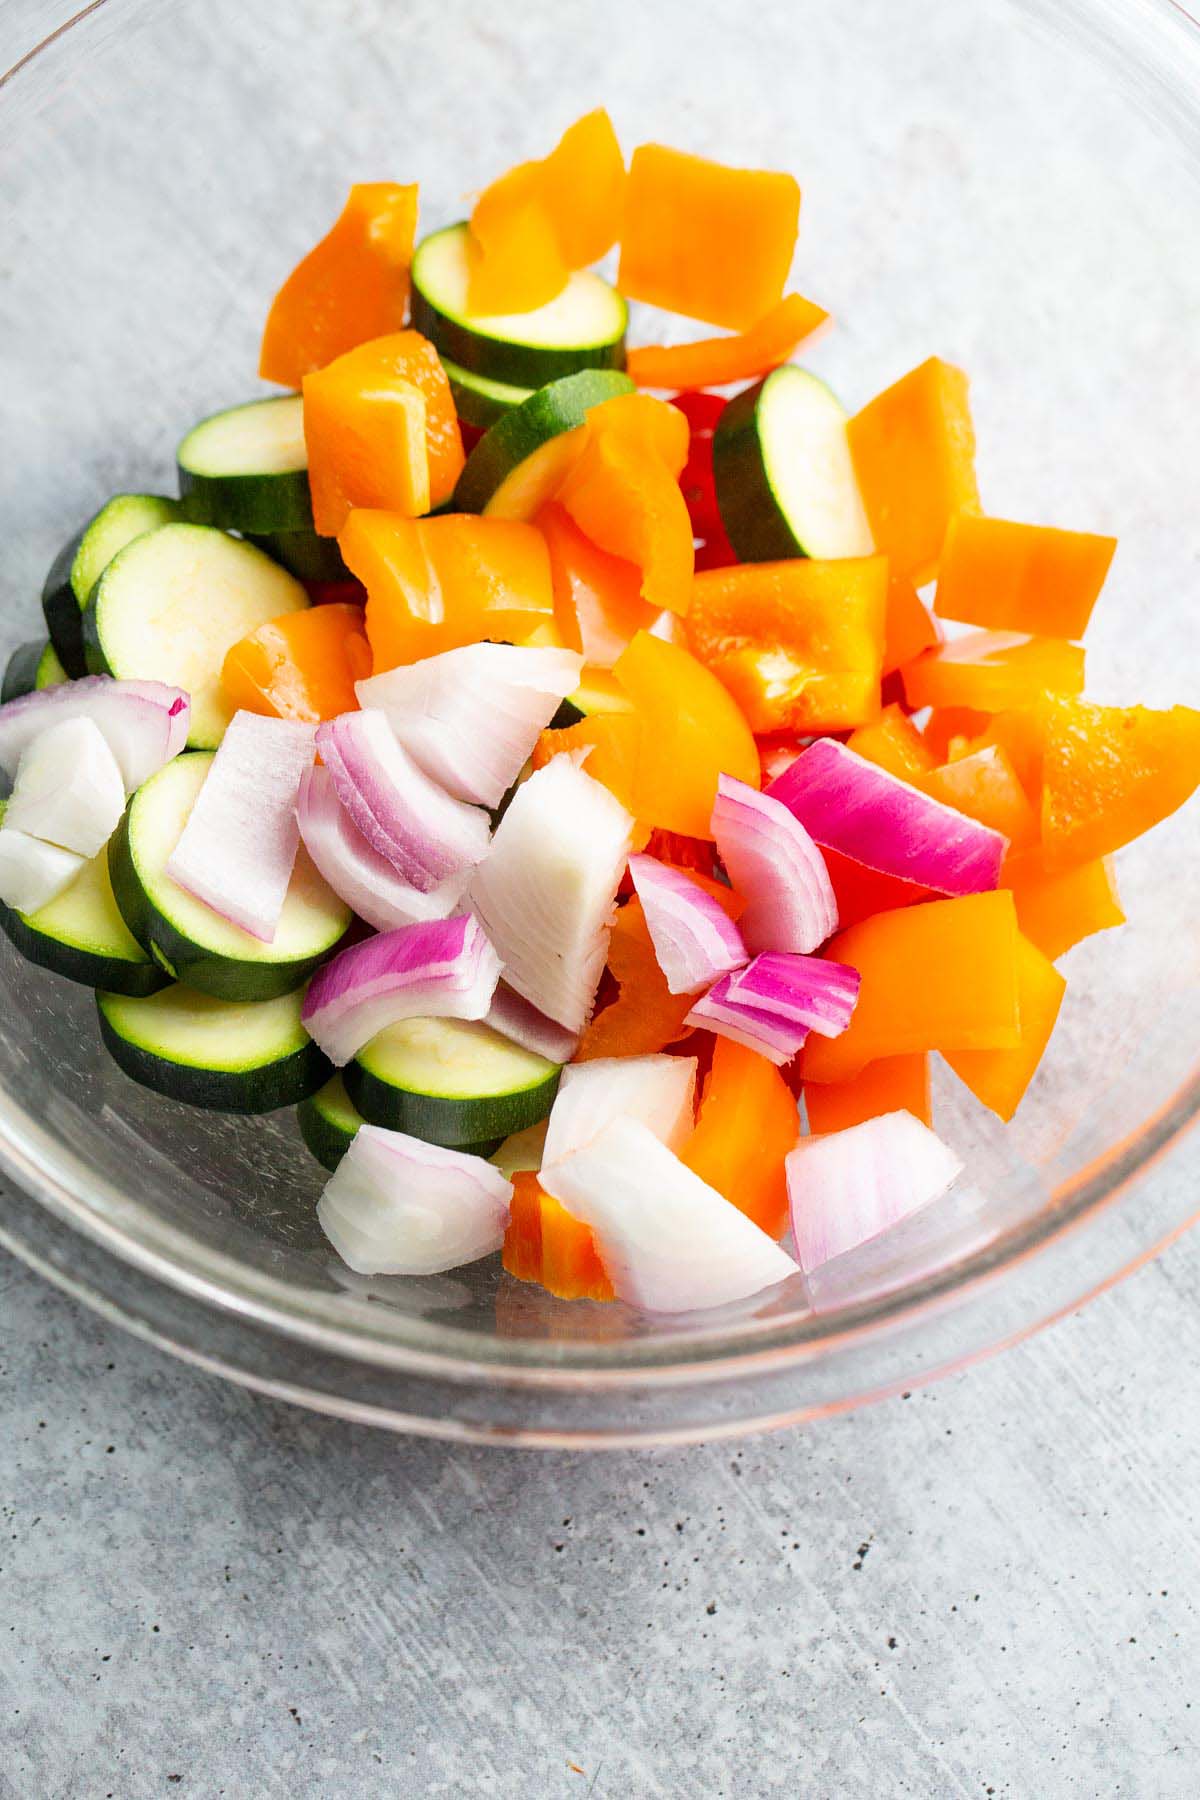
[1,0,1198,1446]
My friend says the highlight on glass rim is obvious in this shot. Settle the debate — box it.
[2,105,1198,1317]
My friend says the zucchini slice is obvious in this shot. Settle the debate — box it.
[109,753,350,1002]
[0,797,165,995]
[250,529,351,584]
[453,369,635,520]
[412,224,627,390]
[42,493,179,677]
[178,396,313,534]
[84,523,309,748]
[712,366,874,562]
[2,638,68,704]
[442,357,534,430]
[346,1015,561,1147]
[98,984,328,1114]
[550,668,635,729]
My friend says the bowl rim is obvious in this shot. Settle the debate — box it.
[1,0,1198,1411]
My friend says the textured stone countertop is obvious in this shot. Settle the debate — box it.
[4,1226,1198,1798]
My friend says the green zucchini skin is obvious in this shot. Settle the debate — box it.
[442,358,534,430]
[711,376,802,562]
[0,900,169,996]
[549,699,586,730]
[345,1016,562,1147]
[108,757,350,1003]
[452,369,635,517]
[2,638,68,704]
[42,495,181,677]
[250,530,351,584]
[345,1057,558,1146]
[412,224,627,390]
[178,397,313,534]
[97,990,329,1114]
[298,1076,501,1171]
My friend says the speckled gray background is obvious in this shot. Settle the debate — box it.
[3,0,1200,1791]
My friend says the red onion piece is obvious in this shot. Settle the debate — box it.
[725,952,860,1039]
[710,774,838,955]
[301,913,501,1066]
[485,981,581,1066]
[315,709,491,894]
[356,643,583,807]
[626,854,748,995]
[684,974,810,1065]
[0,676,190,794]
[167,712,315,942]
[541,1054,698,1168]
[297,765,468,932]
[318,1125,512,1275]
[470,752,634,1033]
[766,738,1007,896]
[541,1117,800,1312]
[786,1110,964,1275]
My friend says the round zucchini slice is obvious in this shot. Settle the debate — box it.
[453,368,635,520]
[98,984,329,1114]
[42,493,179,677]
[712,366,875,563]
[108,753,350,1002]
[442,357,534,430]
[84,523,309,748]
[412,223,627,390]
[298,1074,365,1172]
[178,396,313,534]
[346,1015,561,1146]
[2,638,68,704]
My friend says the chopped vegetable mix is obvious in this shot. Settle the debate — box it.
[2,111,1197,1314]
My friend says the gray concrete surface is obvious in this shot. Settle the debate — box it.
[3,1229,1199,1798]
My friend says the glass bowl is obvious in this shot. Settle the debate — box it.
[1,0,1198,1447]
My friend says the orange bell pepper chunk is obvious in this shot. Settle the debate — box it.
[575,898,695,1060]
[559,421,694,617]
[501,1171,615,1302]
[686,556,888,735]
[582,392,690,476]
[538,108,626,268]
[536,502,657,666]
[626,293,828,391]
[1003,850,1124,962]
[955,709,1045,807]
[846,703,936,786]
[618,144,801,330]
[801,891,1022,1084]
[943,932,1065,1122]
[468,162,568,315]
[822,847,934,931]
[680,1039,798,1237]
[1039,696,1200,869]
[882,572,941,676]
[612,631,760,839]
[923,745,1039,849]
[847,357,981,586]
[341,510,554,669]
[302,331,465,534]
[922,706,991,763]
[804,1053,932,1134]
[902,630,1084,714]
[222,603,371,724]
[259,183,419,390]
[532,713,645,825]
[934,512,1117,639]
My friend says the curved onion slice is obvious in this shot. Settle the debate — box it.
[786,1111,964,1275]
[297,765,467,932]
[767,738,1006,896]
[5,716,125,860]
[727,952,860,1038]
[627,855,748,994]
[542,1117,799,1312]
[0,827,85,913]
[301,914,501,1066]
[318,1125,512,1275]
[357,643,583,807]
[542,1054,698,1168]
[316,709,491,894]
[470,752,633,1033]
[684,975,809,1065]
[486,981,580,1065]
[711,774,838,955]
[0,676,189,794]
[167,712,315,942]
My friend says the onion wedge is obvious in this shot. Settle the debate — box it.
[318,1125,512,1275]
